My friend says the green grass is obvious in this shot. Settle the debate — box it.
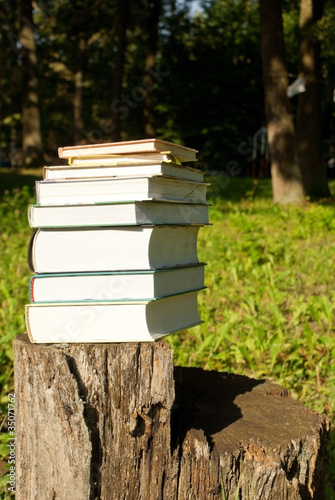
[170,181,335,412]
[0,169,334,497]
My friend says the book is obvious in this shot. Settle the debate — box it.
[35,176,207,206]
[29,264,206,302]
[25,290,203,343]
[28,200,209,227]
[58,138,198,162]
[28,225,201,274]
[43,162,204,183]
[68,152,189,166]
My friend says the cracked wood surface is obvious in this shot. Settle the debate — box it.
[14,334,174,500]
[14,334,329,500]
[173,367,330,500]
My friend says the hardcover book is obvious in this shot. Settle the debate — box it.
[28,225,201,274]
[58,138,198,162]
[29,264,206,302]
[35,176,207,206]
[67,152,190,166]
[43,162,204,183]
[28,200,209,227]
[25,290,203,343]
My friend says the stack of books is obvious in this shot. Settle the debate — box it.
[25,138,209,343]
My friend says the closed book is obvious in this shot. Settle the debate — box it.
[43,163,204,182]
[58,138,198,162]
[68,152,188,166]
[25,290,203,343]
[28,200,209,228]
[35,176,207,206]
[28,225,201,274]
[29,264,206,302]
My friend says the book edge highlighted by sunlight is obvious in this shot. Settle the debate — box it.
[28,200,210,227]
[28,225,201,274]
[29,264,206,302]
[25,290,203,343]
[67,152,196,166]
[35,176,207,206]
[58,138,198,161]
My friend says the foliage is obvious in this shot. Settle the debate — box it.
[0,171,36,500]
[1,0,333,170]
[0,181,34,402]
[156,0,264,168]
[0,171,334,496]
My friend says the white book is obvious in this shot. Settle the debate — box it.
[28,201,209,227]
[28,225,201,274]
[25,290,203,343]
[67,152,189,165]
[35,176,207,206]
[58,138,198,161]
[29,265,206,302]
[43,163,204,183]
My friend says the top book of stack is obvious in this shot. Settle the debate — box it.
[58,138,198,163]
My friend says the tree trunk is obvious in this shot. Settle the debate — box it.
[259,0,305,203]
[19,0,44,167]
[14,334,329,499]
[73,38,86,145]
[143,0,161,138]
[296,0,330,198]
[111,0,130,143]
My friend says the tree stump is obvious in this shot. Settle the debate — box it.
[14,334,330,500]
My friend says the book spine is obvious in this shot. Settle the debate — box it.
[29,277,35,302]
[35,180,41,204]
[27,205,34,227]
[24,305,35,342]
[27,229,39,273]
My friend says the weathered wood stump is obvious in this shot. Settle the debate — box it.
[14,334,330,500]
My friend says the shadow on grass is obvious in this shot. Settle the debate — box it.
[0,169,42,194]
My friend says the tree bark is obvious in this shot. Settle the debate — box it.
[296,0,330,198]
[14,335,175,500]
[19,0,44,167]
[259,0,305,203]
[14,334,330,499]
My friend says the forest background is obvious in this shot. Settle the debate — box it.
[0,0,334,183]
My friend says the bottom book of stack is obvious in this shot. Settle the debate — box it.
[25,289,203,343]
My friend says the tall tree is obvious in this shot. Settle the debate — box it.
[157,0,264,166]
[73,37,87,145]
[259,0,304,203]
[0,0,21,163]
[19,0,44,167]
[111,0,130,142]
[143,0,161,137]
[296,0,330,197]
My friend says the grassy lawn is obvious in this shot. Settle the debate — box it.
[0,168,334,497]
